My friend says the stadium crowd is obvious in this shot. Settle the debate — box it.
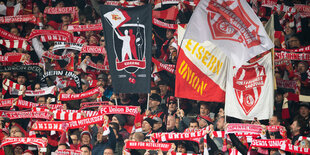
[0,0,309,154]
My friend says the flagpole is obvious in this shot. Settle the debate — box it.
[147,93,150,111]
[177,98,180,109]
[114,98,118,105]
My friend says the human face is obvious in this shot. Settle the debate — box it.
[81,147,91,155]
[97,127,103,142]
[168,102,177,112]
[111,117,120,126]
[104,148,114,155]
[10,28,19,36]
[14,131,23,137]
[290,121,300,135]
[189,122,199,130]
[14,145,23,155]
[17,76,26,85]
[153,122,162,131]
[299,106,309,118]
[177,144,186,153]
[200,105,209,116]
[70,135,79,145]
[57,145,67,150]
[149,100,160,109]
[37,97,46,104]
[10,126,21,137]
[166,115,176,130]
[216,117,225,130]
[100,37,106,47]
[81,134,91,145]
[142,121,152,133]
[288,37,301,49]
[198,119,208,128]
[159,85,168,96]
[34,84,41,90]
[297,62,308,74]
[269,116,280,126]
[284,24,294,35]
[66,88,75,94]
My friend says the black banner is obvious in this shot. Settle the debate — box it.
[100,4,151,93]
[0,65,45,82]
[41,71,81,91]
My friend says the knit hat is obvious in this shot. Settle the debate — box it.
[149,94,161,102]
[143,118,155,128]
[113,114,126,127]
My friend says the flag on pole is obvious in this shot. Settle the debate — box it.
[225,52,274,120]
[182,0,274,68]
[100,4,152,93]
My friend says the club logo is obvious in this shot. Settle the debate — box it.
[206,0,261,48]
[104,9,146,84]
[233,63,266,115]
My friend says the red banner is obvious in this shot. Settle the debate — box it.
[58,87,100,101]
[0,98,14,107]
[0,137,47,148]
[67,23,103,32]
[125,141,172,152]
[116,59,146,70]
[98,105,139,116]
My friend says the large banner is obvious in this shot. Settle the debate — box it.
[175,39,228,102]
[183,0,273,68]
[100,4,152,93]
[225,53,274,120]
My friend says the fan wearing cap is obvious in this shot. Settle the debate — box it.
[142,94,164,119]
[166,96,178,115]
[152,117,164,133]
[111,114,129,140]
[142,118,155,139]
[157,80,172,105]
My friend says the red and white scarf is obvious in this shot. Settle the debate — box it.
[152,18,177,29]
[152,57,175,74]
[33,107,99,118]
[58,87,101,101]
[42,52,72,60]
[0,137,47,148]
[0,98,14,107]
[125,141,172,152]
[0,14,37,24]
[67,114,107,130]
[80,101,109,110]
[73,37,86,44]
[98,105,139,116]
[0,40,31,51]
[251,139,290,149]
[154,0,179,9]
[275,52,310,61]
[2,78,25,96]
[44,7,77,14]
[28,30,73,43]
[15,100,63,109]
[274,58,291,67]
[80,45,107,55]
[0,54,24,63]
[295,4,310,18]
[31,121,67,132]
[280,143,310,154]
[85,59,109,71]
[25,86,56,96]
[226,124,262,135]
[52,110,83,121]
[67,23,103,32]
[5,111,52,120]
[276,79,298,90]
[0,27,26,41]
[54,149,82,155]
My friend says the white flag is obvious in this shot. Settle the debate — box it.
[225,53,274,120]
[183,0,273,68]
[103,8,130,29]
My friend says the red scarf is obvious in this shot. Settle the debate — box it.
[274,58,291,67]
[0,27,26,41]
[0,55,24,63]
[152,57,175,74]
[276,79,298,90]
[125,141,172,152]
[80,45,106,55]
[98,105,139,116]
[280,143,310,154]
[80,101,109,110]
[152,18,177,29]
[0,14,37,24]
[44,7,77,14]
[58,87,100,101]
[251,139,290,149]
[0,40,31,51]
[226,123,262,135]
[67,115,107,130]
[28,30,73,42]
[275,52,310,61]
[0,137,47,148]
[85,59,109,71]
[31,121,67,132]
[25,86,56,96]
[0,98,14,107]
[152,6,179,21]
[54,149,82,155]
[275,45,310,52]
[42,52,72,60]
[52,110,83,121]
[5,111,52,120]
[67,23,103,32]
[2,79,25,96]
